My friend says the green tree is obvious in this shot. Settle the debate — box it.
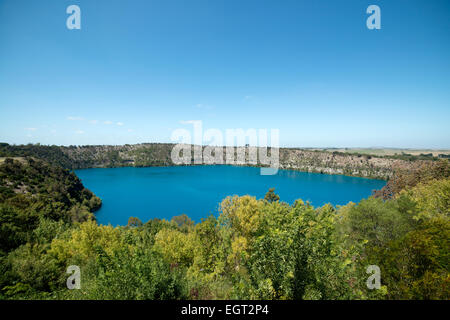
[264,188,280,203]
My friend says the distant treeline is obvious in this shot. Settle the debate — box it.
[0,143,74,169]
[329,150,444,162]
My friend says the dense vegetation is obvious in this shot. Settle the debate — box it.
[0,143,75,169]
[0,155,448,300]
[0,158,101,297]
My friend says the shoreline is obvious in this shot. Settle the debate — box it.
[74,163,389,181]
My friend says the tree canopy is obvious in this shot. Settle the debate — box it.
[0,158,448,300]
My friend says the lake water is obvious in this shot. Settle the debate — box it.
[75,166,386,226]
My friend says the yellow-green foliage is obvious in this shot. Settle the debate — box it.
[1,161,449,300]
[339,178,450,299]
[49,220,123,264]
[402,178,450,220]
[154,228,195,266]
[219,195,265,238]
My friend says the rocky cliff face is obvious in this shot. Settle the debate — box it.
[59,144,425,180]
[278,149,414,179]
[61,143,175,168]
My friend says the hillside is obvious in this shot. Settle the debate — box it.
[0,143,437,179]
[0,158,101,227]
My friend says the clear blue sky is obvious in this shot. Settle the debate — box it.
[0,0,449,148]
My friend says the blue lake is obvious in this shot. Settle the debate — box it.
[75,166,386,226]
